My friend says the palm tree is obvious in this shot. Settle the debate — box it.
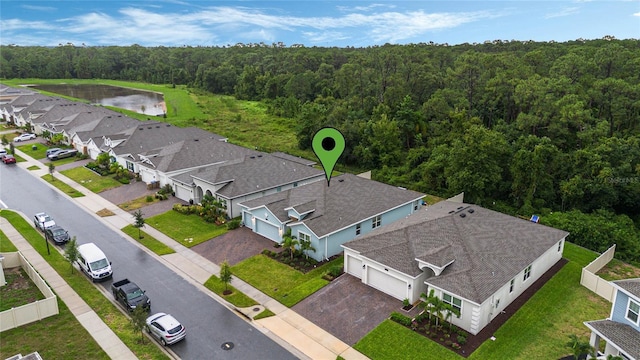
[299,237,316,260]
[443,303,460,332]
[565,334,595,360]
[280,232,299,260]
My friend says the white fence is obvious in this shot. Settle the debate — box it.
[580,245,616,303]
[0,252,59,332]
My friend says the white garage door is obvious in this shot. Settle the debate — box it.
[346,255,363,278]
[367,267,407,301]
[255,218,280,242]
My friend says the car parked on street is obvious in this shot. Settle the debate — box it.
[146,313,186,346]
[44,225,70,244]
[2,154,16,164]
[47,149,77,160]
[13,133,36,142]
[34,212,56,230]
[0,149,7,157]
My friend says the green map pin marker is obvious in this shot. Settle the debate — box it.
[312,127,345,186]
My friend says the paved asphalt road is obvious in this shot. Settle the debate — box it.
[0,164,298,360]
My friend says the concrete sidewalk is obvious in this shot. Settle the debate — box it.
[10,149,370,360]
[0,218,137,360]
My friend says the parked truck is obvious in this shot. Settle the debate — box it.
[111,279,151,312]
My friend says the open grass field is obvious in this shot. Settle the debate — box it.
[60,166,122,193]
[0,210,168,360]
[354,242,611,360]
[146,211,228,247]
[231,254,343,307]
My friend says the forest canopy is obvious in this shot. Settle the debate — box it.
[2,38,639,263]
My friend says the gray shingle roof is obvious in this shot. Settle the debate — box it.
[585,319,640,359]
[111,125,223,156]
[241,173,425,237]
[614,278,640,299]
[271,152,317,166]
[139,139,257,173]
[343,201,569,304]
[191,153,325,198]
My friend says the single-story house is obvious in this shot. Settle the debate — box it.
[239,173,425,261]
[585,278,640,360]
[342,200,569,335]
[172,153,325,218]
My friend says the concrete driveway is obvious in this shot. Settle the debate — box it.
[191,227,284,265]
[292,274,414,345]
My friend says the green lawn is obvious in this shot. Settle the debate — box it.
[231,254,343,307]
[203,274,259,308]
[0,267,46,311]
[0,230,18,251]
[121,224,175,255]
[60,166,122,193]
[354,242,611,360]
[146,211,228,247]
[41,174,85,198]
[0,210,168,360]
[27,165,40,170]
[16,143,48,159]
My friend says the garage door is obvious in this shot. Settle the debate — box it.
[367,267,407,301]
[346,255,363,278]
[255,218,280,242]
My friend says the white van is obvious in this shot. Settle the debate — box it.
[76,243,113,282]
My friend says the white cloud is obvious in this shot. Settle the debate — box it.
[634,11,640,16]
[21,4,57,12]
[545,7,580,19]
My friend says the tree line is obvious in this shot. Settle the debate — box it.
[2,38,639,263]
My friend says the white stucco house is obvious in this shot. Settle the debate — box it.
[172,153,325,218]
[585,278,640,360]
[341,200,569,335]
[239,173,425,262]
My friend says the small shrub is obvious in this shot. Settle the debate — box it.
[425,330,430,336]
[226,219,241,230]
[445,340,452,346]
[457,335,467,345]
[304,262,311,267]
[444,333,450,338]
[328,265,343,277]
[146,195,154,202]
[389,312,412,327]
[451,343,461,350]
[117,177,130,184]
[402,298,410,308]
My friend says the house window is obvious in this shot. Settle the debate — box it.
[443,293,462,315]
[126,161,134,171]
[372,215,381,229]
[509,278,515,293]
[557,240,562,252]
[299,232,311,244]
[356,223,361,236]
[277,186,282,192]
[626,299,640,324]
[293,182,298,188]
[523,265,532,282]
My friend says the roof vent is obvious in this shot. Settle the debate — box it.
[459,213,466,218]
[338,179,344,182]
[147,126,152,129]
[156,125,160,128]
[448,210,455,214]
[194,139,199,141]
[166,124,171,127]
[468,209,474,213]
[257,155,262,157]
[457,206,464,210]
[250,156,255,159]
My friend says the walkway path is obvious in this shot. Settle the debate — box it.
[8,148,369,360]
[0,218,138,360]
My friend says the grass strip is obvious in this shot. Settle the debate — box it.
[41,174,85,198]
[0,210,168,360]
[60,166,122,193]
[121,225,175,255]
[203,274,259,308]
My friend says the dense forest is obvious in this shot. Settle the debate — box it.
[2,38,639,263]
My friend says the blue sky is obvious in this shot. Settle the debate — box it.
[1,1,638,47]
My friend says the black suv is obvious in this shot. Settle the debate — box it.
[44,225,70,244]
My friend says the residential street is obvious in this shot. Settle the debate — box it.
[0,163,299,360]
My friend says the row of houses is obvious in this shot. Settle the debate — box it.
[1,84,583,338]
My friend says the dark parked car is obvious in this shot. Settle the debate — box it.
[47,149,77,160]
[44,225,70,244]
[111,279,150,312]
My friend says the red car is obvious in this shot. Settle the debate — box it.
[2,154,16,164]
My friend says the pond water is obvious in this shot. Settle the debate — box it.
[32,84,166,116]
